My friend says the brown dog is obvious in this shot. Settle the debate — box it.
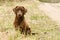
[13,6,31,35]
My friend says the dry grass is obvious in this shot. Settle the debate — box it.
[0,0,60,40]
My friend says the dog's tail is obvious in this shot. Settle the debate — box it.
[31,32,38,35]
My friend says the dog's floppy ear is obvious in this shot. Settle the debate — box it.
[13,6,19,12]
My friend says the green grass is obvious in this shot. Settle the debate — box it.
[0,0,60,40]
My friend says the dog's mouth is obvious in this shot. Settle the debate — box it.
[17,13,22,17]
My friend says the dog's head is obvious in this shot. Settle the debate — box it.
[13,6,27,17]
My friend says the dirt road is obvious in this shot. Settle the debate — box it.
[38,3,60,25]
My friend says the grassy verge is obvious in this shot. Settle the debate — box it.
[0,0,60,40]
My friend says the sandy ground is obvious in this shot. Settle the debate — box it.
[38,3,60,25]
